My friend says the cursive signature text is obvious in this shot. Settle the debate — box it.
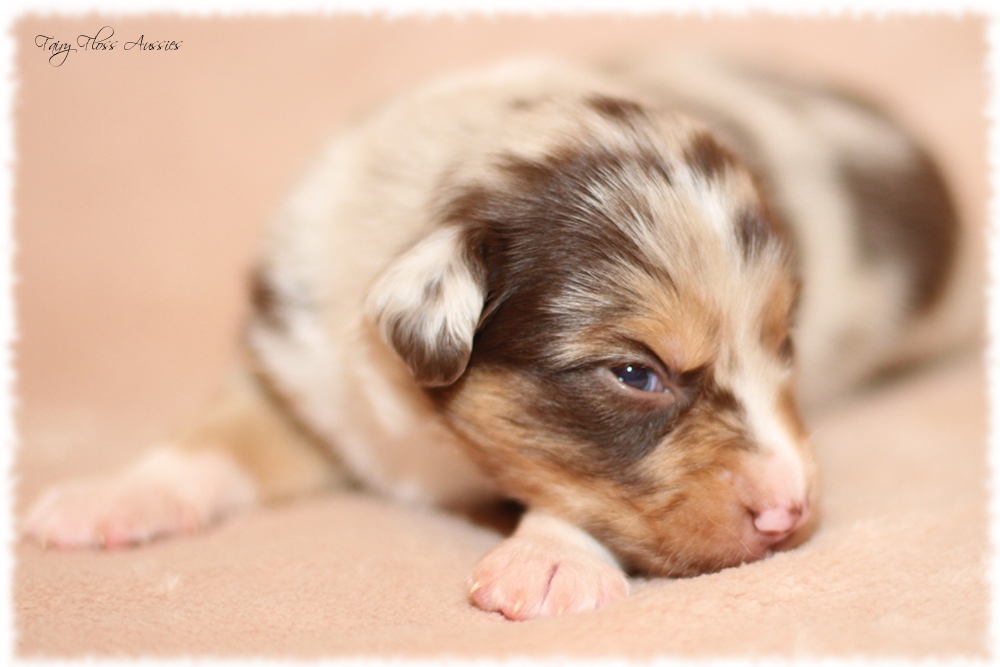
[34,26,182,67]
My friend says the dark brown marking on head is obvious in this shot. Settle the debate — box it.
[664,97,766,173]
[839,144,958,314]
[439,352,748,489]
[441,144,677,371]
[657,97,801,272]
[683,130,740,181]
[520,365,692,476]
[587,94,647,123]
[432,138,701,481]
[249,264,284,330]
[500,142,674,200]
[736,207,782,261]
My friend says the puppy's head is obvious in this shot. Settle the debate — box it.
[366,94,818,577]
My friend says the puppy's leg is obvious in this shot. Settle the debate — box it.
[469,510,629,621]
[23,369,342,549]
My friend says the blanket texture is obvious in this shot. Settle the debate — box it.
[12,14,990,659]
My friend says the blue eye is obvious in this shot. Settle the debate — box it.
[612,364,666,392]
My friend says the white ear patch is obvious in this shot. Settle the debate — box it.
[365,225,485,387]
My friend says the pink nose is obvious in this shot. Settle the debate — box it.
[752,502,808,544]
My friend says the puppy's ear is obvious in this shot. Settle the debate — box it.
[365,225,486,387]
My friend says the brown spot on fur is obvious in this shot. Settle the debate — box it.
[371,235,485,387]
[758,270,800,362]
[683,130,740,181]
[655,98,797,278]
[249,264,284,330]
[587,94,646,123]
[839,146,958,314]
[736,206,785,261]
[382,314,475,388]
[509,97,542,111]
[664,97,766,174]
[777,336,794,363]
[728,61,957,314]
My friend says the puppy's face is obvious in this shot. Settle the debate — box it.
[367,95,818,576]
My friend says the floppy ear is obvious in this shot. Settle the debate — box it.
[365,225,486,387]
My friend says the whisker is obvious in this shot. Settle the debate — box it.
[691,505,753,557]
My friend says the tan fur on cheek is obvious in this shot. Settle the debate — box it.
[758,273,799,360]
[594,403,758,576]
[433,368,591,499]
[435,366,786,578]
[776,383,809,443]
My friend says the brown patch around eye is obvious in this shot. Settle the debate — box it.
[698,377,743,417]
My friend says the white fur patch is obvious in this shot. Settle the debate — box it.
[365,224,484,368]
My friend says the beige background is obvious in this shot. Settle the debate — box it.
[13,14,990,658]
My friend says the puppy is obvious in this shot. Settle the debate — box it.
[23,56,977,621]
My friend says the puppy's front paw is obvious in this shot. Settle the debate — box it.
[23,447,258,549]
[468,511,629,620]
